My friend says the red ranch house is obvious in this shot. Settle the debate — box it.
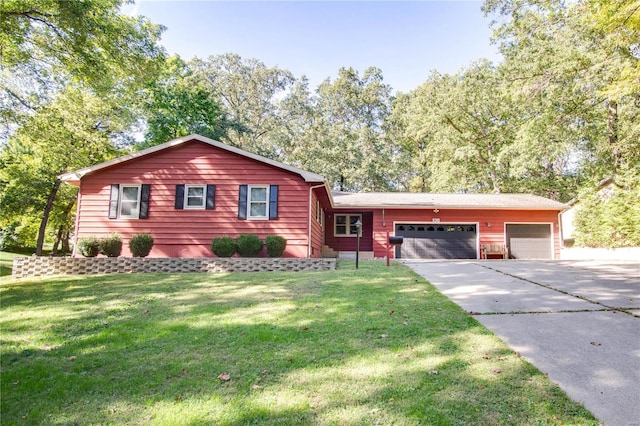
[60,134,567,260]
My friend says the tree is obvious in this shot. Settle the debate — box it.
[139,56,227,149]
[289,67,398,191]
[188,53,296,157]
[483,0,640,180]
[0,86,130,254]
[0,0,165,138]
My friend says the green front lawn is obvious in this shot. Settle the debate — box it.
[0,261,597,425]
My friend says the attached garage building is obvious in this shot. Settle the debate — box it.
[324,192,567,260]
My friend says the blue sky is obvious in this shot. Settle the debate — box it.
[126,1,502,93]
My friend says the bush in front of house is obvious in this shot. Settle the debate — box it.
[265,235,287,257]
[99,234,122,257]
[129,233,154,257]
[211,236,236,257]
[77,237,100,257]
[236,234,263,257]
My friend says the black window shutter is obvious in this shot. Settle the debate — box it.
[269,185,279,220]
[206,184,216,210]
[108,184,120,219]
[139,184,151,219]
[175,184,185,209]
[238,185,248,220]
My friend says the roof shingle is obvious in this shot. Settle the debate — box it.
[331,191,567,210]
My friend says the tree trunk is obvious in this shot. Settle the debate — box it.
[62,230,70,253]
[52,225,64,255]
[36,179,61,256]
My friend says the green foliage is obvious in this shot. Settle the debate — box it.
[129,233,154,258]
[139,56,227,148]
[189,53,296,156]
[77,237,100,258]
[0,222,19,251]
[211,237,236,258]
[99,234,122,258]
[1,0,165,124]
[265,235,287,257]
[288,66,398,191]
[573,168,640,248]
[235,234,263,257]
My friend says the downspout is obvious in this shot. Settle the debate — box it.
[308,184,326,258]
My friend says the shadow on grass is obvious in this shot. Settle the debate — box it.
[1,262,598,425]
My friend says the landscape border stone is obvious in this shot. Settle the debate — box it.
[12,257,336,279]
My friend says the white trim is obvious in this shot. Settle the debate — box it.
[247,185,269,220]
[184,184,206,210]
[504,222,555,259]
[119,184,141,219]
[392,221,480,259]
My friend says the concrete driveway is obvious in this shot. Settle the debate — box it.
[403,260,640,426]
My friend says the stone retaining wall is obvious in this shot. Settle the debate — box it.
[12,257,336,279]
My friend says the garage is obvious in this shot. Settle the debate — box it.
[506,224,552,259]
[395,223,477,259]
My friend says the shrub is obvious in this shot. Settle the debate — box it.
[211,236,236,257]
[265,235,287,257]
[236,234,263,257]
[77,237,100,257]
[0,222,19,251]
[99,234,122,257]
[129,233,154,257]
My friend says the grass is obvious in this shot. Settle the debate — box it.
[0,251,24,278]
[1,261,597,425]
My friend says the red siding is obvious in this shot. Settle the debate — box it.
[75,140,316,258]
[309,190,325,258]
[324,211,374,252]
[325,208,561,259]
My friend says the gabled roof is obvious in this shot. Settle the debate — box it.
[331,191,567,211]
[58,134,327,185]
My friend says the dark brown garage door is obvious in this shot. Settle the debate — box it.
[395,224,477,259]
[506,224,552,259]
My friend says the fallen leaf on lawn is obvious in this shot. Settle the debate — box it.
[403,321,409,326]
[390,310,395,315]
[379,334,388,339]
[497,356,507,361]
[491,368,502,374]
[301,326,309,331]
[429,370,439,375]
[217,373,231,382]
[261,369,269,375]
[252,385,263,390]
[481,354,491,359]
[68,356,77,361]
[590,341,602,346]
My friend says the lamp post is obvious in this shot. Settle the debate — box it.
[355,218,362,269]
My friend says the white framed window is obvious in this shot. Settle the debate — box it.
[335,214,362,236]
[184,184,206,209]
[119,184,141,219]
[248,185,269,219]
[315,200,323,223]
